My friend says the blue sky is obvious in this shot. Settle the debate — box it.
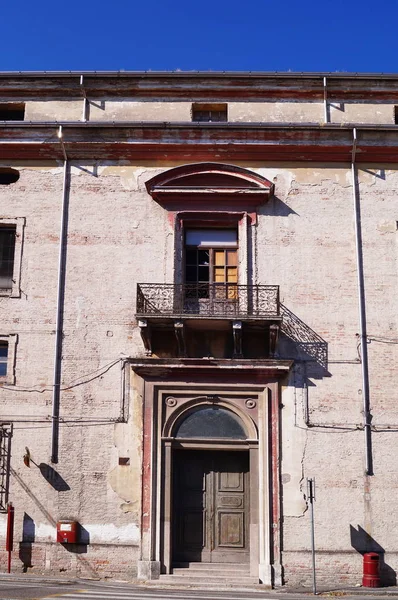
[2,0,398,73]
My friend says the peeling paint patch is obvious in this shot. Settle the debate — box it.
[120,500,139,513]
[99,166,141,191]
[0,517,6,536]
[84,523,139,544]
[292,168,350,186]
[36,523,56,541]
[377,221,397,233]
[109,464,140,505]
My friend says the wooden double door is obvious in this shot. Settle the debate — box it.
[172,450,250,563]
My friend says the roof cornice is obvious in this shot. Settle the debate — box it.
[1,72,398,100]
[1,122,398,163]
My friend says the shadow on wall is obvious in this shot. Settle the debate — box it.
[61,523,90,555]
[259,194,298,218]
[350,525,397,586]
[19,513,35,572]
[39,463,70,492]
[12,468,99,579]
[279,303,329,373]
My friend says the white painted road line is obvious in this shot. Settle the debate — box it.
[56,593,281,600]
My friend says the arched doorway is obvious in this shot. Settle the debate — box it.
[161,399,259,574]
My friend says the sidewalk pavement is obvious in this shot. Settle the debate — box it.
[0,572,398,597]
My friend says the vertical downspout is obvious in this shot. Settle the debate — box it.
[80,75,88,122]
[351,128,373,475]
[323,77,329,123]
[51,127,70,464]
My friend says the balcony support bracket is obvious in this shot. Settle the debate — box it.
[269,324,280,357]
[232,321,243,359]
[174,320,187,358]
[139,319,152,356]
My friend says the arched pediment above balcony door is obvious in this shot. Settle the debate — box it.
[145,162,274,218]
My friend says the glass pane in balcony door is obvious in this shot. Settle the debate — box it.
[226,249,237,266]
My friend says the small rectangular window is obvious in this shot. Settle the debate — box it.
[0,335,17,384]
[192,103,227,123]
[0,103,25,121]
[0,226,16,291]
[395,106,398,125]
[0,342,8,377]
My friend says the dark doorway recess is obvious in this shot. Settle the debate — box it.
[172,449,249,564]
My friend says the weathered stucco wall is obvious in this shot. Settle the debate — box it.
[329,102,395,124]
[1,97,396,124]
[24,101,83,121]
[0,159,397,584]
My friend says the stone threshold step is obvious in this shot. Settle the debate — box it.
[172,562,250,571]
[172,568,251,577]
[159,575,259,585]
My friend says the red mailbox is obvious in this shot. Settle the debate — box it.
[362,552,380,588]
[57,520,78,544]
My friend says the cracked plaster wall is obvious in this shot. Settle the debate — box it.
[1,160,398,581]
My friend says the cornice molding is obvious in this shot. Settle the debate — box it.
[1,123,398,162]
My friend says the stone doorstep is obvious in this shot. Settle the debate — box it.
[172,561,250,570]
[151,561,258,589]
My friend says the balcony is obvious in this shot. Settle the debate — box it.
[136,283,280,320]
[136,284,281,359]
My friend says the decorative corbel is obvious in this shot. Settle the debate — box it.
[174,320,187,357]
[269,323,280,357]
[138,319,152,356]
[232,320,243,359]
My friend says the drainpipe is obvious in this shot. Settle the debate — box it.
[323,77,329,123]
[51,127,70,464]
[80,75,88,122]
[351,128,373,475]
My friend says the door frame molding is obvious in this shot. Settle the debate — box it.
[132,370,286,586]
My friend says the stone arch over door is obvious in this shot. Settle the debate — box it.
[163,396,258,440]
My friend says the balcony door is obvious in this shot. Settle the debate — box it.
[185,229,238,314]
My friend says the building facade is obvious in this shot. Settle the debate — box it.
[0,72,398,586]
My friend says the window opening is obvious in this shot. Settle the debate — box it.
[185,229,238,301]
[0,342,8,377]
[0,424,12,512]
[192,103,227,123]
[0,227,16,291]
[0,103,25,121]
[175,406,247,439]
[395,106,398,125]
[0,169,20,185]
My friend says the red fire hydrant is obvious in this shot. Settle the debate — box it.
[362,552,381,588]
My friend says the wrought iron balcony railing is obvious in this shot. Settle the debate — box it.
[136,283,280,319]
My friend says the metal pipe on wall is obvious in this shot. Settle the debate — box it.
[323,76,329,123]
[51,132,70,463]
[80,75,88,122]
[351,128,373,475]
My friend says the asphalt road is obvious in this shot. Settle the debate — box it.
[0,578,398,600]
